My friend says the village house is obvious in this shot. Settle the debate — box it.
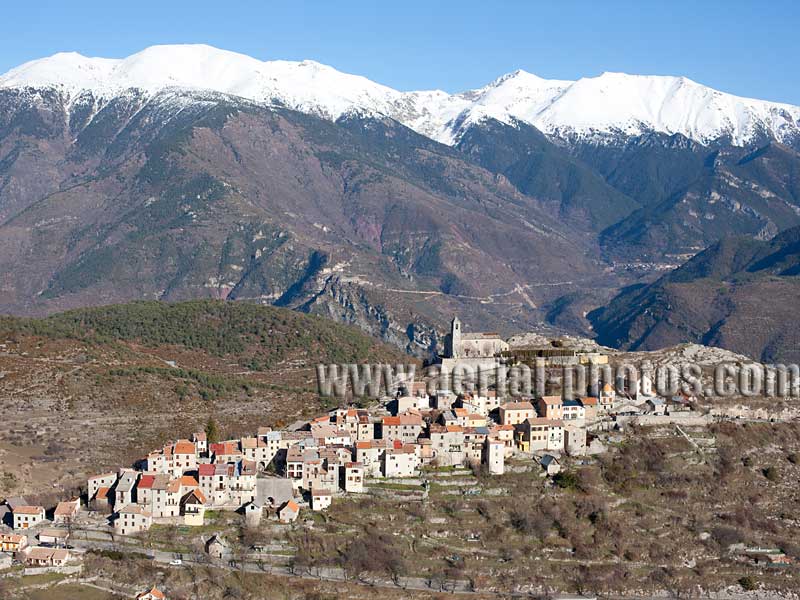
[93,487,111,512]
[599,383,615,412]
[311,489,332,511]
[88,472,117,500]
[489,424,515,456]
[38,527,69,546]
[150,476,182,518]
[434,390,457,411]
[180,489,207,526]
[343,462,365,493]
[483,438,505,474]
[13,505,46,530]
[136,587,167,600]
[561,399,586,421]
[115,504,152,536]
[499,401,536,426]
[284,446,306,480]
[394,395,429,414]
[198,463,230,506]
[192,431,208,455]
[210,441,243,463]
[205,535,231,560]
[430,424,466,466]
[564,423,588,456]
[380,413,423,443]
[540,454,561,476]
[243,501,263,527]
[354,439,389,478]
[0,532,28,553]
[24,546,70,567]
[580,396,599,420]
[115,470,140,508]
[517,418,565,452]
[53,498,80,524]
[171,439,197,476]
[278,499,300,523]
[310,423,352,447]
[383,443,420,478]
[537,396,563,420]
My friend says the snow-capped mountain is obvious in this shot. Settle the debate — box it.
[2,44,799,147]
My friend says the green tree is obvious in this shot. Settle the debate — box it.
[205,418,220,443]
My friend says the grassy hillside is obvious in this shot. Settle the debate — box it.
[1,299,404,368]
[0,300,411,498]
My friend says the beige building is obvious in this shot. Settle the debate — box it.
[311,489,332,511]
[13,506,46,530]
[382,445,420,478]
[87,473,117,500]
[498,401,535,426]
[343,462,365,493]
[114,504,152,536]
[24,546,70,567]
[380,414,423,443]
[536,396,563,420]
[180,489,207,526]
[278,500,300,523]
[53,498,80,524]
[516,418,565,452]
[0,532,28,553]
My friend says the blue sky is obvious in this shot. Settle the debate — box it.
[3,0,799,104]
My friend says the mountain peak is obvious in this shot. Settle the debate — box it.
[1,44,798,147]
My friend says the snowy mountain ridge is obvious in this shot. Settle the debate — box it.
[2,43,799,147]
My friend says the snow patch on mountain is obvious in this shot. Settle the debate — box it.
[2,44,799,147]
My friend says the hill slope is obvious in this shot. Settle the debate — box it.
[589,226,800,362]
[0,300,410,498]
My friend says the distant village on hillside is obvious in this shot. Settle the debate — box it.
[0,317,716,598]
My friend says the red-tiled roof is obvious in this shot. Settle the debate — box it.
[137,475,156,489]
[173,439,195,455]
[198,464,215,477]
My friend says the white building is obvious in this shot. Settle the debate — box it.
[483,438,505,475]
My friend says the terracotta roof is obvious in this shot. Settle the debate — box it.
[580,396,599,406]
[27,546,68,562]
[95,487,110,500]
[198,464,215,477]
[54,500,79,516]
[500,401,534,410]
[173,439,195,455]
[602,383,614,392]
[14,505,44,515]
[180,475,199,488]
[539,396,562,405]
[137,475,156,489]
[524,417,564,427]
[311,488,331,496]
[137,587,166,600]
[382,416,401,426]
[283,500,299,512]
[183,489,206,505]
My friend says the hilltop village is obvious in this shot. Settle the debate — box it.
[0,318,707,596]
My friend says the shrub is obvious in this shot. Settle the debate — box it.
[738,576,757,591]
